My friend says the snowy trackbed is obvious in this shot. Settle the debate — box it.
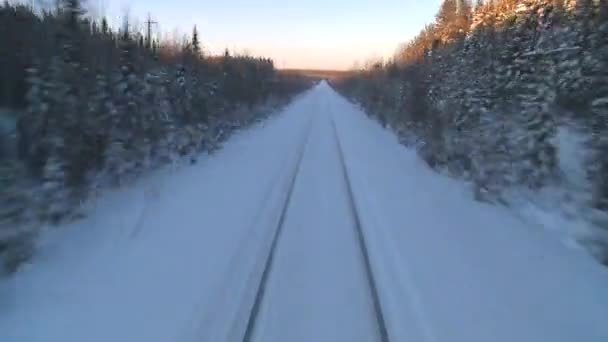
[243,104,390,342]
[1,83,608,342]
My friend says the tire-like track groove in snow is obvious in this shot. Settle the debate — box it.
[241,122,313,342]
[330,114,390,342]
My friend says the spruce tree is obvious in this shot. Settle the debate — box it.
[192,25,201,57]
[588,0,608,210]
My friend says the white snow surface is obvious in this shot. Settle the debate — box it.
[250,104,381,342]
[1,82,607,342]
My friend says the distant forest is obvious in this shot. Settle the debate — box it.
[279,69,355,80]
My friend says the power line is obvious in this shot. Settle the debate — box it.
[144,13,158,49]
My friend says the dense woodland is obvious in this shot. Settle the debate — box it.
[332,0,608,263]
[0,1,313,271]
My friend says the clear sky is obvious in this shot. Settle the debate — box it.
[97,0,442,70]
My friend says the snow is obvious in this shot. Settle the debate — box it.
[249,106,380,342]
[1,82,608,342]
[0,90,316,342]
[554,125,589,191]
[504,125,601,254]
[0,108,17,158]
[328,87,608,341]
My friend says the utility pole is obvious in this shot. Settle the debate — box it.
[144,13,157,49]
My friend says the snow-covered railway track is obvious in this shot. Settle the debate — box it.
[240,110,387,342]
[330,115,390,342]
[240,118,313,342]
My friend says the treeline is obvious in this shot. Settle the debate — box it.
[0,1,313,271]
[332,0,608,264]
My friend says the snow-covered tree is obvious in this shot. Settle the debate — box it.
[0,0,314,271]
[192,25,201,57]
[331,0,607,254]
[587,0,608,210]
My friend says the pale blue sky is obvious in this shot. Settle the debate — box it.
[97,0,442,70]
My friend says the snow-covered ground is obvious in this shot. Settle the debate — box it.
[1,82,607,342]
[503,124,608,260]
[249,105,381,342]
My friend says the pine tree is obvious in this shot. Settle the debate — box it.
[192,25,201,57]
[436,0,461,43]
[588,0,608,210]
[551,0,567,26]
[105,17,144,180]
[511,2,558,188]
[24,64,52,176]
[101,17,109,36]
[59,0,92,189]
[23,0,88,217]
[573,0,595,48]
